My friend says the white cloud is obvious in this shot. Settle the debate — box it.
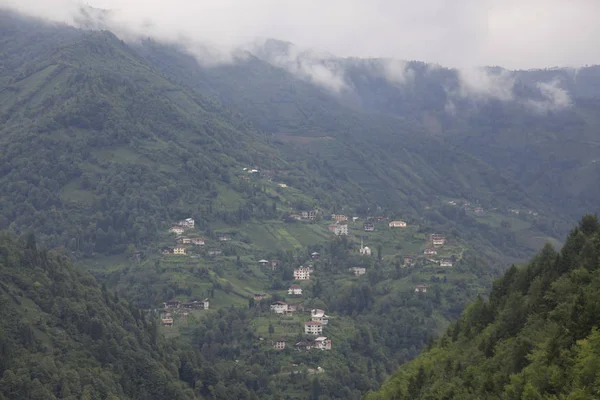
[457,68,515,101]
[1,0,600,70]
[526,79,572,113]
[381,59,412,85]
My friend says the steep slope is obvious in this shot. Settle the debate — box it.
[0,232,202,399]
[0,11,566,261]
[0,16,358,255]
[138,40,562,226]
[367,215,600,399]
[242,39,600,220]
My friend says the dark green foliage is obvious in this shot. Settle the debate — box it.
[367,215,600,399]
[0,232,204,399]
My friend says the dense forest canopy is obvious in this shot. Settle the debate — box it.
[367,215,600,399]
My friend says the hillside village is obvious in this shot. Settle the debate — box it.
[107,167,552,383]
[157,207,465,352]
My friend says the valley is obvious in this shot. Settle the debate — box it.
[0,7,598,400]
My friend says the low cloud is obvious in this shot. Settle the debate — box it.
[457,67,515,101]
[381,59,413,85]
[3,0,600,70]
[448,68,573,114]
[527,79,572,112]
[245,39,349,92]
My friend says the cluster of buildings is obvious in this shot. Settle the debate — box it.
[169,218,195,234]
[363,219,407,231]
[420,234,453,267]
[258,259,280,270]
[161,298,210,327]
[288,309,331,351]
[165,218,205,256]
[273,336,332,351]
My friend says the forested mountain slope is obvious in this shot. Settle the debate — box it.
[0,232,201,399]
[0,10,568,258]
[0,13,362,255]
[242,39,600,220]
[138,39,551,218]
[367,215,600,400]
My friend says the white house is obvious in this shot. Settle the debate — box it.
[332,214,348,222]
[258,259,270,266]
[430,234,446,247]
[294,267,311,280]
[424,248,437,255]
[389,220,407,228]
[311,309,329,325]
[328,224,348,236]
[178,218,195,229]
[274,339,286,350]
[169,226,185,235]
[288,285,303,296]
[314,337,332,350]
[191,237,205,246]
[440,259,453,267]
[349,267,367,276]
[415,284,428,293]
[305,321,323,335]
[173,246,186,255]
[270,301,289,314]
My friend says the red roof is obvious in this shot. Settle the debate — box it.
[290,285,302,289]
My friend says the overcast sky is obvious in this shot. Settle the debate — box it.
[2,0,600,69]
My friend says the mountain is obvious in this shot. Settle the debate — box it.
[0,10,567,259]
[0,13,363,255]
[237,39,600,220]
[366,215,600,399]
[1,9,598,399]
[137,38,570,238]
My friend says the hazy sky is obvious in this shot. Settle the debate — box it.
[2,0,600,69]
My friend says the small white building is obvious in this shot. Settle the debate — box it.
[173,246,186,255]
[191,237,205,246]
[440,259,453,267]
[389,220,407,228]
[305,321,323,335]
[270,301,289,314]
[424,248,437,255]
[415,284,428,293]
[311,309,329,325]
[169,226,185,235]
[314,337,332,350]
[274,339,286,350]
[349,267,367,276]
[430,234,446,247]
[328,224,348,236]
[288,285,303,296]
[294,267,311,280]
[360,246,371,256]
[178,218,195,229]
